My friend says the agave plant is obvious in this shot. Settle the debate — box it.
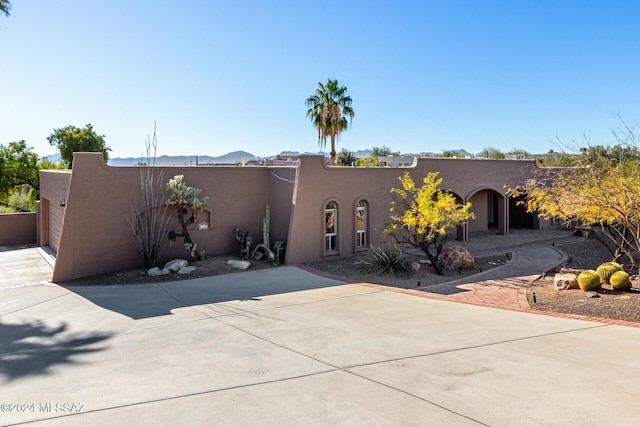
[361,245,413,277]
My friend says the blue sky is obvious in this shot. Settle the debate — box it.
[2,1,639,159]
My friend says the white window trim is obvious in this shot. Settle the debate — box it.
[325,203,338,254]
[356,203,367,249]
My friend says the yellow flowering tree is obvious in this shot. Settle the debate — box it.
[385,172,473,275]
[509,154,640,268]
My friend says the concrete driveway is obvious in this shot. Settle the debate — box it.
[0,247,53,288]
[2,266,640,426]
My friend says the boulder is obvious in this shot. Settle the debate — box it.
[441,246,475,270]
[147,267,166,277]
[164,259,188,272]
[177,266,197,275]
[560,267,584,275]
[227,259,251,270]
[410,262,421,271]
[554,273,579,290]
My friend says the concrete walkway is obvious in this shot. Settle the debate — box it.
[409,245,562,310]
[413,228,576,311]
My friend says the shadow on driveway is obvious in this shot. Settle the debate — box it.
[66,266,349,320]
[0,319,112,383]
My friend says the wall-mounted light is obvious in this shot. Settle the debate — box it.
[59,201,66,207]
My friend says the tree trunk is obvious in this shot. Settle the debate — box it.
[329,134,337,165]
[422,234,447,275]
[425,251,443,275]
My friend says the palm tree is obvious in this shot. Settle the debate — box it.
[306,79,354,165]
[0,0,11,17]
[336,148,357,166]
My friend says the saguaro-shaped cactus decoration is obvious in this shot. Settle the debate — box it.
[251,204,277,265]
[263,204,271,251]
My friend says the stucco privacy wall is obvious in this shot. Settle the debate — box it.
[37,170,72,248]
[267,167,296,247]
[45,153,295,282]
[285,155,538,265]
[0,213,36,246]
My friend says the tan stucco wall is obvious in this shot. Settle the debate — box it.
[39,152,541,281]
[38,169,72,247]
[43,153,295,282]
[39,169,72,204]
[267,167,296,245]
[285,156,538,265]
[0,212,37,246]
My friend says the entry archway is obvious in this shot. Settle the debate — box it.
[466,188,507,236]
[509,195,535,230]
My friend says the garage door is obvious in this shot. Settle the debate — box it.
[49,202,64,254]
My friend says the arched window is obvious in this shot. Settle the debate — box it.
[356,200,368,249]
[325,201,338,253]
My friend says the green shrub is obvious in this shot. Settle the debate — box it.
[27,188,38,211]
[8,191,33,212]
[577,270,601,292]
[596,262,623,284]
[610,270,632,291]
[361,245,413,277]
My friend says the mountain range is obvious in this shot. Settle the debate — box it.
[44,148,474,166]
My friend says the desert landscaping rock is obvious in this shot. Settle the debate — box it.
[554,273,579,290]
[177,266,197,275]
[164,259,189,272]
[441,245,475,270]
[227,259,251,270]
[147,267,165,277]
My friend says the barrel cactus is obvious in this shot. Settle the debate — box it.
[596,262,623,284]
[578,270,601,292]
[610,270,632,291]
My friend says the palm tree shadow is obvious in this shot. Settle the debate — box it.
[0,319,112,383]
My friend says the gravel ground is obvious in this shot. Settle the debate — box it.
[59,256,275,286]
[306,252,506,289]
[63,250,506,288]
[528,238,640,323]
